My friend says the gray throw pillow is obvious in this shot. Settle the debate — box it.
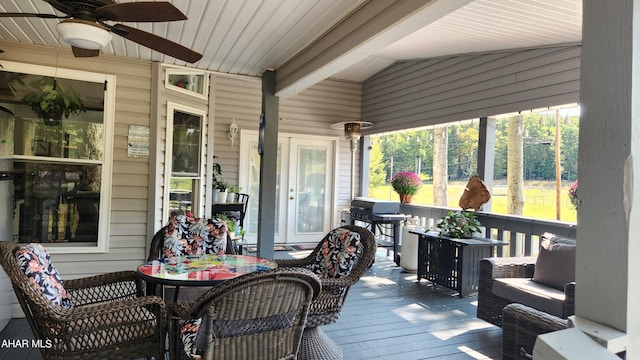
[541,232,576,245]
[532,234,576,290]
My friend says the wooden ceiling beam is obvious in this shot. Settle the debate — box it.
[274,0,473,99]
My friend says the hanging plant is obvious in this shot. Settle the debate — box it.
[21,78,86,126]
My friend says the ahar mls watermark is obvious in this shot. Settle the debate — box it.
[1,338,52,349]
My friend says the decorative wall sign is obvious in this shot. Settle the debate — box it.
[127,125,150,158]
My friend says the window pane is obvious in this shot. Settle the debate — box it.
[4,73,104,161]
[172,110,202,176]
[169,178,194,216]
[13,161,102,243]
[0,70,107,246]
[296,147,326,233]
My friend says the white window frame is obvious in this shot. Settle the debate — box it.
[163,102,207,221]
[1,61,115,254]
[164,69,209,100]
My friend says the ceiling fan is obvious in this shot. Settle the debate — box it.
[0,0,203,63]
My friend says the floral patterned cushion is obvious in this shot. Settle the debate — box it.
[179,318,203,359]
[307,227,362,279]
[162,214,227,258]
[15,243,73,308]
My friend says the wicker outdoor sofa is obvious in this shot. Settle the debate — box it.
[477,233,577,328]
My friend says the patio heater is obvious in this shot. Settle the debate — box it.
[331,121,373,200]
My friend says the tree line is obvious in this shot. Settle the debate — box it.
[369,112,579,186]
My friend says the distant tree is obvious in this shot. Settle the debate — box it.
[523,113,555,180]
[494,119,508,179]
[433,127,448,206]
[561,116,579,180]
[507,115,524,215]
[368,138,386,187]
[448,124,479,179]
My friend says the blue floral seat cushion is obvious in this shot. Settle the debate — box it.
[162,214,227,258]
[307,227,362,279]
[15,243,73,308]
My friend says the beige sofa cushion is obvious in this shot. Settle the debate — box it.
[492,278,566,317]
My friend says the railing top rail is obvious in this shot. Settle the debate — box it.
[400,203,577,238]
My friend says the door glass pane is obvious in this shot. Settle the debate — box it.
[247,142,281,236]
[296,147,326,233]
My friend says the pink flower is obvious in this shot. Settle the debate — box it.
[391,171,422,195]
[568,179,579,207]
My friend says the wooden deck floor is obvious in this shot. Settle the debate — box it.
[323,249,502,359]
[0,249,502,359]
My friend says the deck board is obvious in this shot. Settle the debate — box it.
[0,249,502,359]
[323,249,502,359]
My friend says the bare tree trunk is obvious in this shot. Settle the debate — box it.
[507,115,524,215]
[433,126,448,206]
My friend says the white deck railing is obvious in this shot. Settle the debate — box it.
[399,204,577,258]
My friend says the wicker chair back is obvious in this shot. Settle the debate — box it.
[168,267,321,360]
[0,241,166,360]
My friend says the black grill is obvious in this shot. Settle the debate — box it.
[349,198,407,265]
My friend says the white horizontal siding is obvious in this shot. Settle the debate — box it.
[363,45,581,133]
[212,76,361,226]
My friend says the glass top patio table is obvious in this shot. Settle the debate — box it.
[137,254,278,288]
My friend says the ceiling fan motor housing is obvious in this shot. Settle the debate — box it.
[56,19,111,50]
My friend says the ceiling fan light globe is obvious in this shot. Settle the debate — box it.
[56,20,111,50]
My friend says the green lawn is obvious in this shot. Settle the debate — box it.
[369,180,577,223]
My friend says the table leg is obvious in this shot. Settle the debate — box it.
[173,285,180,303]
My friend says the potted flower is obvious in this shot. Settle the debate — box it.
[22,78,86,126]
[390,171,422,203]
[436,210,482,238]
[568,179,579,208]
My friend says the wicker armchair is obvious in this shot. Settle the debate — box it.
[146,221,237,296]
[0,241,166,360]
[502,303,568,360]
[274,225,376,360]
[168,268,321,360]
[477,256,575,327]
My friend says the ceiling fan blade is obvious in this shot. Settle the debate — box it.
[97,2,187,22]
[0,13,67,19]
[72,47,100,58]
[111,24,202,63]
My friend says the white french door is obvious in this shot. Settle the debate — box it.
[239,131,335,244]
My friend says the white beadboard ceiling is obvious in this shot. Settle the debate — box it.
[0,0,581,90]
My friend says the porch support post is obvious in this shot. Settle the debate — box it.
[577,0,638,341]
[476,116,496,211]
[257,69,279,259]
[536,0,638,357]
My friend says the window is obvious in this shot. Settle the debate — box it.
[165,102,206,219]
[165,69,208,99]
[0,61,114,253]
